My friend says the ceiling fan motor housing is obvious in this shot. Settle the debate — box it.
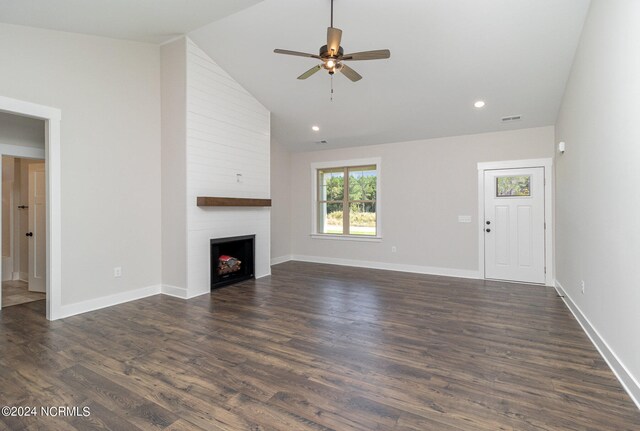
[319,45,344,58]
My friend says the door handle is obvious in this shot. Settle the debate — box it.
[26,232,33,237]
[485,228,491,233]
[486,221,491,225]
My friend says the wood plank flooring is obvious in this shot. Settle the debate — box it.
[1,280,45,308]
[0,261,638,430]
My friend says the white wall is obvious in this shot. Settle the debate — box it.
[286,127,554,275]
[555,0,640,404]
[0,24,161,306]
[185,39,271,297]
[270,138,291,263]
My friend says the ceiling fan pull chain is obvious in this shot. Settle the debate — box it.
[330,75,334,101]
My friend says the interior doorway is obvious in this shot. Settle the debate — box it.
[0,96,61,320]
[1,155,46,308]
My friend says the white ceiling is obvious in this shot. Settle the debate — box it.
[0,0,263,43]
[190,0,591,151]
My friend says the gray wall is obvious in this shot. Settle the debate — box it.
[555,0,640,402]
[0,23,161,305]
[284,126,554,273]
[270,138,291,262]
[160,38,188,292]
[0,112,44,148]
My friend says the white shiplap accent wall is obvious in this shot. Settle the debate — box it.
[185,39,271,297]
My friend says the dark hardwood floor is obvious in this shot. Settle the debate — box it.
[1,280,46,308]
[0,261,638,430]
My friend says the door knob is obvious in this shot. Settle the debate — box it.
[485,228,491,233]
[26,232,33,237]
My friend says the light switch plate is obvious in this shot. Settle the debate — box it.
[458,215,472,223]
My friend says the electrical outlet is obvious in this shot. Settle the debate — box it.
[391,246,397,253]
[114,267,122,278]
[580,280,585,294]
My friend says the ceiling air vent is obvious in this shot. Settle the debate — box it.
[502,115,522,123]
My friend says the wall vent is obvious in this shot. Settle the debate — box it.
[501,115,522,122]
[315,140,328,144]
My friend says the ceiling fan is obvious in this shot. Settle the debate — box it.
[273,0,391,82]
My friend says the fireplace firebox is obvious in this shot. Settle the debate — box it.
[210,235,255,289]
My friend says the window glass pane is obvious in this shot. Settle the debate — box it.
[349,202,376,236]
[496,175,531,197]
[319,169,344,201]
[348,166,377,201]
[320,202,344,234]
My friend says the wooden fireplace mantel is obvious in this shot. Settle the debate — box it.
[197,197,272,207]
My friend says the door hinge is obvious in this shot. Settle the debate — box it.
[544,267,547,274]
[544,222,546,230]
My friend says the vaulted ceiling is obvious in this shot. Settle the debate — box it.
[190,0,590,150]
[0,0,591,151]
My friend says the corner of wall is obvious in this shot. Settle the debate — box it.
[270,138,293,263]
[555,280,640,410]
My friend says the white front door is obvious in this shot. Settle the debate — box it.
[484,167,545,284]
[28,163,46,293]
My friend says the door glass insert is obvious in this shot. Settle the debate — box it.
[496,175,531,197]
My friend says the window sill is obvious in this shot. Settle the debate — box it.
[310,234,383,242]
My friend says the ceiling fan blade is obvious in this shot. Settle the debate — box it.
[342,49,391,61]
[327,27,343,55]
[297,65,322,80]
[340,64,362,82]
[274,49,321,59]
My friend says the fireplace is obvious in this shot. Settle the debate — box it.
[210,235,255,289]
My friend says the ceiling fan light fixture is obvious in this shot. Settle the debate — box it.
[273,0,390,86]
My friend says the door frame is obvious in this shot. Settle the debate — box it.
[0,96,61,320]
[477,158,554,286]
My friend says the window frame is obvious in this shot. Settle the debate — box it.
[310,158,382,241]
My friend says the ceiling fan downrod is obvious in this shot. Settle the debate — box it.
[331,0,334,28]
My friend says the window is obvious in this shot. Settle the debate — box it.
[496,175,531,197]
[316,163,378,237]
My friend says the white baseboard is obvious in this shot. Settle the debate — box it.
[161,284,188,299]
[19,271,28,282]
[271,255,293,266]
[290,254,480,280]
[11,271,21,281]
[555,281,640,410]
[256,270,271,279]
[57,284,161,320]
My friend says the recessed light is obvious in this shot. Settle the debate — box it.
[312,125,320,132]
[474,100,486,108]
